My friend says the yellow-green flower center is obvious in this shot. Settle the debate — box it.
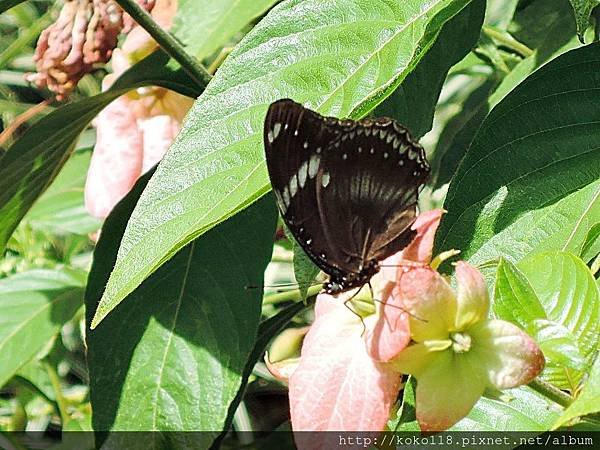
[451,332,472,353]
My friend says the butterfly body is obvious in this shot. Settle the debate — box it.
[264,99,430,295]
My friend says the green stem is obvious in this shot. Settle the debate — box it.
[115,0,212,89]
[43,360,70,425]
[263,284,322,305]
[528,378,573,408]
[482,25,534,58]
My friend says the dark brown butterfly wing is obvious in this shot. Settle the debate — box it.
[264,98,429,280]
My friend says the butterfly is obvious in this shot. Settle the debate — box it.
[263,99,430,295]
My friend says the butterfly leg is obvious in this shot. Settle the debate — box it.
[341,286,368,336]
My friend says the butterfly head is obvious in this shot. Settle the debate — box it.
[323,259,379,295]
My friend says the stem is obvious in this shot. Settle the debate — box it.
[115,0,212,89]
[0,99,50,147]
[263,284,322,305]
[482,25,534,58]
[207,47,233,75]
[43,360,70,425]
[528,378,574,408]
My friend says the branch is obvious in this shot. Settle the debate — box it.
[115,0,212,89]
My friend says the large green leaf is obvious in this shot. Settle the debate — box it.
[553,356,600,428]
[374,0,485,138]
[452,387,560,431]
[494,257,588,376]
[518,252,600,390]
[435,44,600,266]
[0,50,202,256]
[86,174,277,447]
[173,0,279,60]
[432,0,582,190]
[93,0,477,327]
[0,268,85,388]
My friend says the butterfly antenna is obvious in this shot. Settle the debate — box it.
[245,281,303,290]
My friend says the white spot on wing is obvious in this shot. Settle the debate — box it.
[289,174,298,197]
[273,122,282,139]
[298,161,308,188]
[283,186,290,206]
[386,133,394,143]
[303,141,309,149]
[322,172,330,188]
[267,130,274,143]
[342,153,347,160]
[308,154,320,178]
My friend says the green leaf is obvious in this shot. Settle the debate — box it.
[568,0,600,42]
[0,269,84,388]
[86,175,277,446]
[492,0,582,107]
[173,0,279,60]
[292,243,320,301]
[0,50,201,256]
[493,257,546,325]
[484,0,519,30]
[553,356,600,428]
[530,319,587,372]
[391,377,419,431]
[580,222,600,262]
[433,0,581,190]
[435,44,600,266]
[374,0,485,138]
[519,252,600,390]
[15,360,56,402]
[214,301,308,448]
[430,76,499,189]
[94,0,478,327]
[26,151,101,235]
[0,0,26,14]
[494,258,588,373]
[452,386,560,430]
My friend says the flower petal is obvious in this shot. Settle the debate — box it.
[390,343,439,377]
[400,208,444,263]
[139,115,179,173]
[85,94,143,219]
[455,262,489,330]
[470,320,545,389]
[378,209,444,284]
[364,282,411,362]
[414,350,486,431]
[394,267,456,341]
[289,295,401,439]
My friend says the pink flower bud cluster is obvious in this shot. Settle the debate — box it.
[26,0,156,100]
